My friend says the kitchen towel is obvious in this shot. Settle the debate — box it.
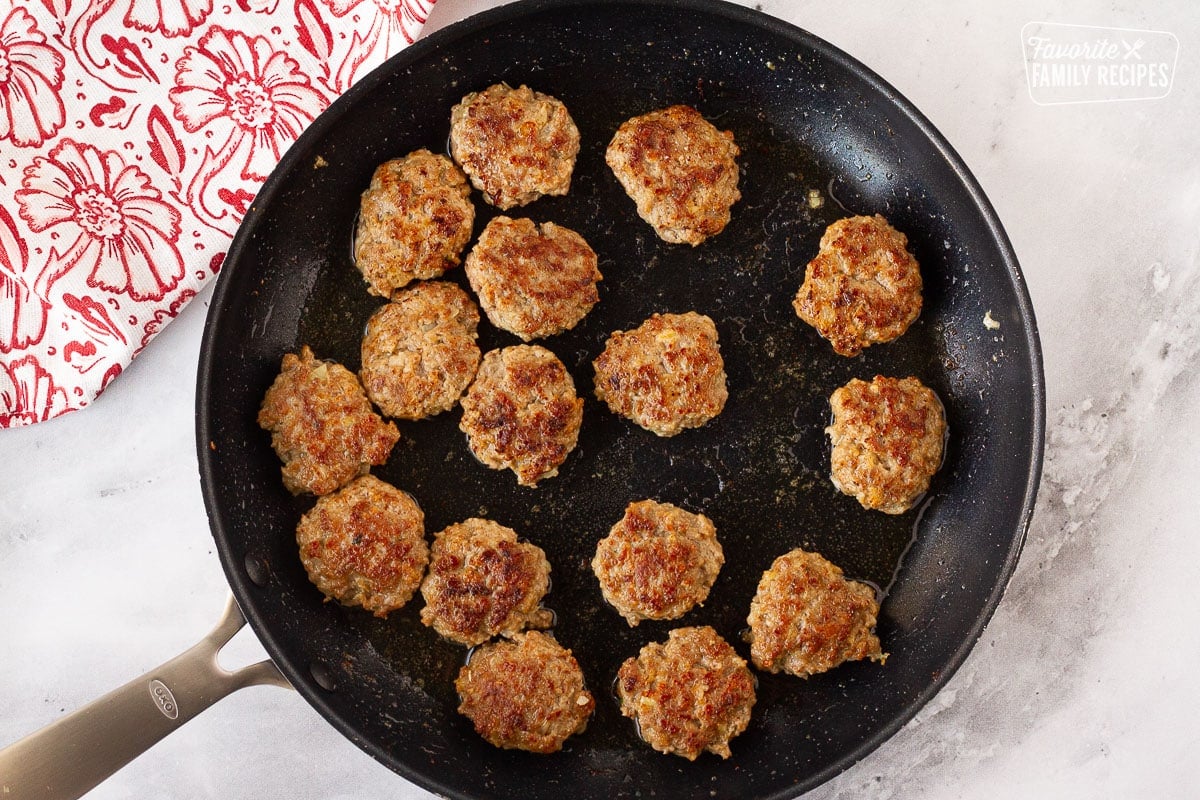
[0,0,433,427]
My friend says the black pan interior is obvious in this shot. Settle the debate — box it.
[197,1,1044,798]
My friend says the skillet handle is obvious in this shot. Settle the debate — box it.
[0,595,291,800]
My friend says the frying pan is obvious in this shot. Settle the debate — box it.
[0,0,1044,798]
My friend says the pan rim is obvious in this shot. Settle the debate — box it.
[195,0,1046,797]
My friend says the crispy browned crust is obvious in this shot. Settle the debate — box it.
[592,500,724,626]
[359,281,481,420]
[606,105,740,246]
[465,216,602,341]
[450,83,580,209]
[617,626,755,760]
[746,548,885,678]
[295,475,427,617]
[456,631,595,753]
[593,311,727,437]
[257,346,399,496]
[354,150,475,298]
[459,345,584,486]
[827,375,946,514]
[793,214,922,357]
[419,518,552,646]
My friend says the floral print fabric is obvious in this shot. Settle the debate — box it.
[0,0,432,427]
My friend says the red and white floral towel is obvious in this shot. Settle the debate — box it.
[0,0,433,427]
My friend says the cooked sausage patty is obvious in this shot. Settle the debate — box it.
[295,475,427,617]
[258,346,399,495]
[593,311,727,437]
[617,626,756,760]
[459,345,584,486]
[793,214,922,357]
[359,281,481,420]
[606,105,740,246]
[746,548,885,677]
[354,149,475,298]
[593,500,723,626]
[827,375,946,514]
[419,517,553,646]
[449,83,580,209]
[456,631,595,753]
[464,216,602,341]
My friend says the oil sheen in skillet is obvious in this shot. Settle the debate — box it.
[295,94,954,754]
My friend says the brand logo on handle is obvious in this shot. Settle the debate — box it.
[149,679,179,720]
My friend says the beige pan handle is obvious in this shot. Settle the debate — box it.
[0,595,291,799]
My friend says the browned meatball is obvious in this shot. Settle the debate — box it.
[295,475,427,617]
[593,312,727,437]
[793,214,922,357]
[606,105,740,246]
[359,281,481,420]
[456,631,595,753]
[459,345,584,487]
[419,518,553,646]
[828,375,946,514]
[354,150,475,298]
[449,83,580,209]
[616,626,755,760]
[258,346,399,495]
[746,548,885,678]
[464,216,602,341]
[592,500,723,626]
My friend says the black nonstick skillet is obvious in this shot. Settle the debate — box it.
[0,2,1043,798]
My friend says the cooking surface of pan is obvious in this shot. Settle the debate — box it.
[197,1,1044,797]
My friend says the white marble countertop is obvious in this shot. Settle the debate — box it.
[3,0,1197,798]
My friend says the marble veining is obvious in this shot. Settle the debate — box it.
[2,1,1196,798]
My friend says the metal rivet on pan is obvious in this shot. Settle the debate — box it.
[309,662,336,692]
[243,553,270,587]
